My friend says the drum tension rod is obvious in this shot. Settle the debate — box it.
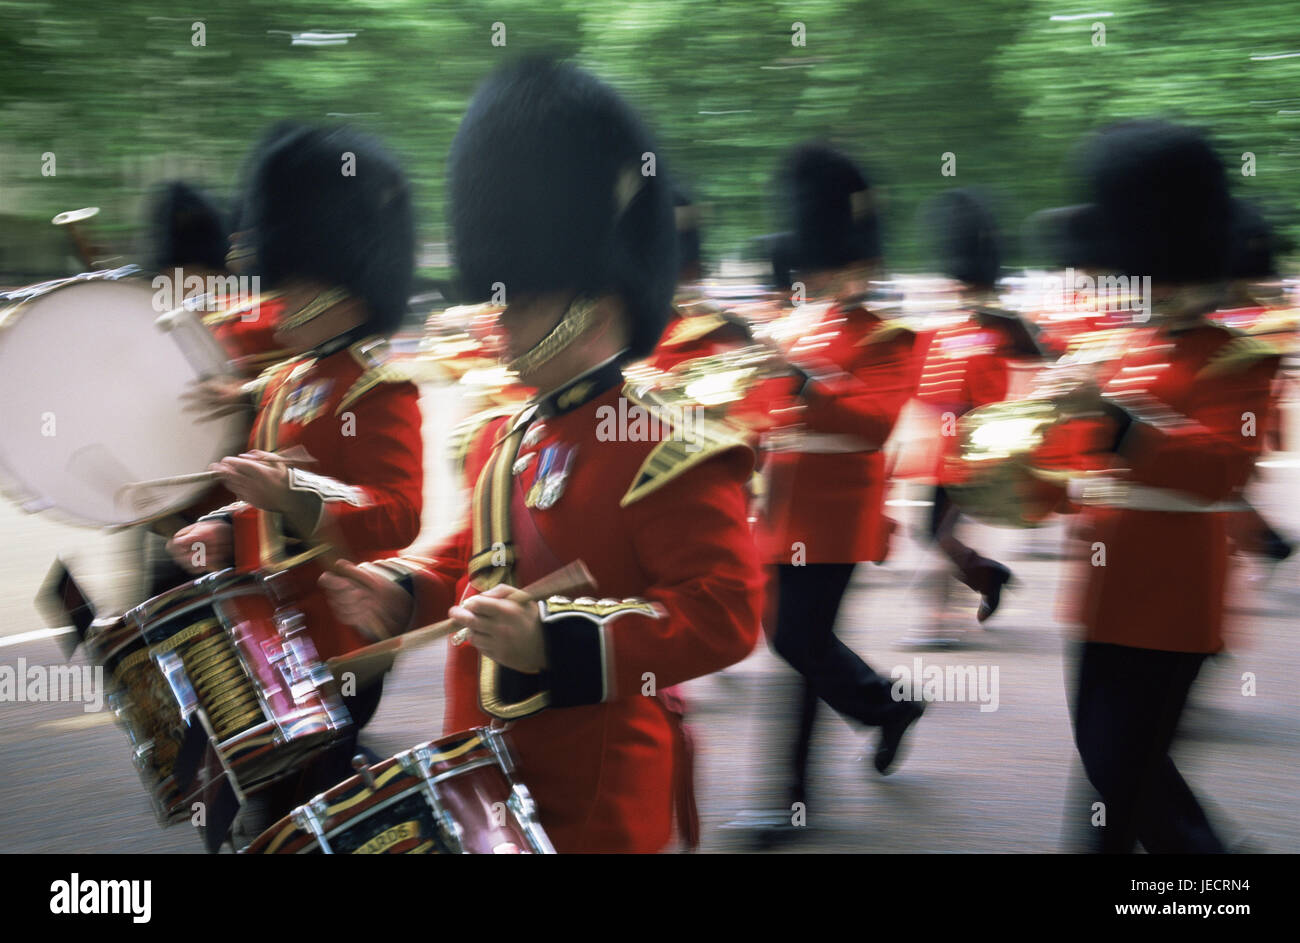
[352,754,376,791]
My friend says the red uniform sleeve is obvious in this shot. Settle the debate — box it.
[964,349,1011,410]
[397,410,509,627]
[1119,359,1279,503]
[538,448,763,706]
[798,335,917,447]
[387,527,470,630]
[293,382,425,557]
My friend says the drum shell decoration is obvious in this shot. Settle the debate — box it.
[243,727,555,854]
[83,565,352,827]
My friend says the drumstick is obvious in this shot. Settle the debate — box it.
[325,560,596,690]
[116,453,318,502]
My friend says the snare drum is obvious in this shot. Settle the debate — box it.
[84,558,351,829]
[243,727,555,854]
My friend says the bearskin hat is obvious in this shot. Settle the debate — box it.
[767,232,797,293]
[924,188,1001,288]
[1022,205,1106,270]
[674,186,702,283]
[244,122,414,334]
[777,143,881,273]
[147,181,229,273]
[447,58,677,360]
[1072,120,1230,284]
[1228,199,1286,279]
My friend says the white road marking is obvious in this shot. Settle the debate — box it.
[0,626,74,649]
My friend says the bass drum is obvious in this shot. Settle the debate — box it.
[0,269,244,527]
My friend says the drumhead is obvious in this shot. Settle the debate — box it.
[0,279,245,526]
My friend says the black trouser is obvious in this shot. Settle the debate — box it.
[929,485,993,586]
[770,563,900,801]
[928,484,956,542]
[1072,642,1225,853]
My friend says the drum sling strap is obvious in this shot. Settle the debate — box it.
[233,363,298,569]
[467,406,552,720]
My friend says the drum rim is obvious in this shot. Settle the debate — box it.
[245,728,512,854]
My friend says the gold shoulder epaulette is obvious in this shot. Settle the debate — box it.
[201,309,237,328]
[1196,334,1282,380]
[619,385,750,507]
[662,310,730,347]
[202,291,281,328]
[859,319,918,347]
[449,405,517,477]
[336,338,414,414]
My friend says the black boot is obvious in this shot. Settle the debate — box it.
[724,786,810,850]
[874,700,925,775]
[973,561,1013,623]
[944,542,1015,625]
[1262,530,1294,563]
[954,555,1013,624]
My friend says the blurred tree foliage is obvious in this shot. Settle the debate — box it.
[1,0,1297,278]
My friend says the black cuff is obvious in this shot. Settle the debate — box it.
[1098,400,1135,454]
[540,615,606,708]
[789,365,813,398]
[196,510,234,527]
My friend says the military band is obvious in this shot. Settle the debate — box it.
[18,54,1293,856]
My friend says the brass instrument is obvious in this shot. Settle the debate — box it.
[51,206,106,270]
[624,342,793,413]
[940,397,1076,528]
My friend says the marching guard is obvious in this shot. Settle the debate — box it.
[737,144,925,842]
[906,188,1046,644]
[167,122,423,710]
[1054,121,1282,852]
[319,59,764,853]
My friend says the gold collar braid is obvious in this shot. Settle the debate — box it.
[505,297,597,376]
[280,286,352,332]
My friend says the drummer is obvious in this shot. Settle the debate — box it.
[318,59,764,853]
[167,123,424,671]
[138,181,249,598]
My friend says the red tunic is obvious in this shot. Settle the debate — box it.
[910,307,1049,483]
[398,380,763,853]
[759,302,919,564]
[213,335,424,659]
[1070,322,1281,653]
[203,293,291,378]
[635,299,783,440]
[644,300,751,373]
